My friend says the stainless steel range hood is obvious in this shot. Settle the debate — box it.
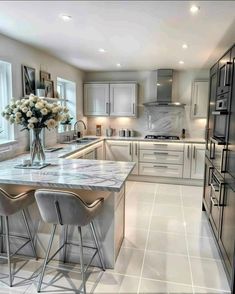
[143,69,185,107]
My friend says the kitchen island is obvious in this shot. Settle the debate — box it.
[0,153,135,268]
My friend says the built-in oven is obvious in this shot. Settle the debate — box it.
[212,93,229,141]
[209,169,224,239]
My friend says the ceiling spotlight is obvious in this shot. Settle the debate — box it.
[190,5,200,14]
[116,63,121,67]
[182,43,188,49]
[99,48,106,53]
[59,14,72,22]
[179,60,185,65]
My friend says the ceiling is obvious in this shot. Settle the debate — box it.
[0,1,235,71]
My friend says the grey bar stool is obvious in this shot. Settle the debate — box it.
[0,188,37,287]
[35,189,105,294]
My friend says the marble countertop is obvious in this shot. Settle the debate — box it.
[0,153,135,192]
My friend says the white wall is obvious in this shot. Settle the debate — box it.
[0,33,85,159]
[84,69,209,138]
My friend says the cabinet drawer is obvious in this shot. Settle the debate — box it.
[139,163,183,178]
[139,142,184,151]
[139,150,183,164]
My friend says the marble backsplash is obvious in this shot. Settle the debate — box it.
[145,106,185,135]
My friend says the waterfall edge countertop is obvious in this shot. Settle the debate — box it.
[0,154,135,192]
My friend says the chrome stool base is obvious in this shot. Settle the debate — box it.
[37,221,105,293]
[0,210,37,287]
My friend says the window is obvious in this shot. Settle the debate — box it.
[57,77,76,132]
[0,60,13,141]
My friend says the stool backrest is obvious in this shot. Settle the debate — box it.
[0,188,13,216]
[35,189,96,226]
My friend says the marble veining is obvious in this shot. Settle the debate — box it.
[0,155,135,192]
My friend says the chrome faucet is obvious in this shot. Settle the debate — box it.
[73,120,87,139]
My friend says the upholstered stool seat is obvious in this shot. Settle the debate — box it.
[35,189,105,294]
[0,188,37,287]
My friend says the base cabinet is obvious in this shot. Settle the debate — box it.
[183,143,205,179]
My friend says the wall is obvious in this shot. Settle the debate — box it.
[84,69,209,138]
[0,33,85,159]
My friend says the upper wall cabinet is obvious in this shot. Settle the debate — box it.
[191,80,209,118]
[84,82,138,117]
[84,84,109,116]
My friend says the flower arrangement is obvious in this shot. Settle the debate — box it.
[1,94,70,131]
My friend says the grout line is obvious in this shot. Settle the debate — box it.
[180,185,195,294]
[136,183,158,294]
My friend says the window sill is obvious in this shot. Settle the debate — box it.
[0,139,18,148]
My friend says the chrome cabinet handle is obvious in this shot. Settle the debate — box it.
[135,143,138,156]
[194,104,197,115]
[129,143,132,156]
[220,148,227,173]
[154,152,169,155]
[133,103,135,114]
[153,144,168,147]
[187,145,190,159]
[106,102,109,114]
[193,146,196,159]
[153,165,167,168]
[211,196,218,207]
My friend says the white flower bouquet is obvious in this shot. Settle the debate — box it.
[1,94,70,131]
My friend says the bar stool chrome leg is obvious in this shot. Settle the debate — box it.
[90,222,105,271]
[37,224,57,293]
[0,216,3,253]
[78,226,86,294]
[22,210,37,260]
[63,225,68,263]
[4,216,12,287]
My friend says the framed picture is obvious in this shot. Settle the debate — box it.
[44,79,54,98]
[22,65,36,97]
[40,70,51,83]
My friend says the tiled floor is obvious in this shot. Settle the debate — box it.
[0,182,231,293]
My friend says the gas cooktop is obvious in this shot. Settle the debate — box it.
[144,135,180,140]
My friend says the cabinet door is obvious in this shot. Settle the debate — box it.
[83,149,95,159]
[109,83,137,117]
[203,157,213,213]
[191,144,205,179]
[84,84,109,116]
[132,142,139,175]
[219,180,235,278]
[105,141,132,162]
[183,144,191,178]
[95,145,103,160]
[191,80,209,118]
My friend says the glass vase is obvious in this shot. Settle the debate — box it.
[30,128,45,166]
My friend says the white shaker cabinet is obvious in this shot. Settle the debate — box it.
[109,83,137,117]
[105,140,138,175]
[84,83,109,116]
[191,144,205,179]
[191,80,209,118]
[84,82,137,117]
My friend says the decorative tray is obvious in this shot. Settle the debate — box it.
[14,163,51,170]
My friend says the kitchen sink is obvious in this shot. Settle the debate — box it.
[62,137,98,144]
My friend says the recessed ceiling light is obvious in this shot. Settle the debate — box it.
[179,60,185,65]
[190,5,200,14]
[98,48,106,53]
[116,63,121,67]
[59,14,72,22]
[182,43,188,49]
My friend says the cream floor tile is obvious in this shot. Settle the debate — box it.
[139,278,193,293]
[142,251,192,285]
[181,185,203,196]
[150,215,186,234]
[190,257,230,291]
[122,228,148,250]
[183,207,208,223]
[155,193,182,206]
[182,194,203,208]
[109,247,144,277]
[193,286,231,293]
[147,231,188,255]
[185,220,213,237]
[125,212,151,230]
[187,236,221,260]
[93,272,139,293]
[125,202,153,217]
[157,184,181,196]
[152,204,184,220]
[126,182,157,203]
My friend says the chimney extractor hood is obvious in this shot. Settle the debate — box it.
[143,69,185,106]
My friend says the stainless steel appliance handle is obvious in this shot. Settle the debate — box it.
[225,62,232,86]
[211,182,220,192]
[208,166,214,186]
[209,140,215,159]
[210,196,219,207]
[220,148,227,173]
[153,165,167,168]
[154,152,169,155]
